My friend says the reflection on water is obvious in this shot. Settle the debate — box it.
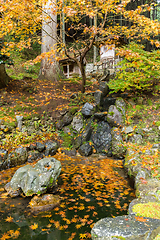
[0,154,135,240]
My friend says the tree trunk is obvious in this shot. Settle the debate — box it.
[79,62,86,93]
[39,0,61,81]
[0,64,10,88]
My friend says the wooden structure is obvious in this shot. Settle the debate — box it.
[59,56,87,78]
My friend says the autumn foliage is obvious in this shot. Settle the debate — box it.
[0,0,160,92]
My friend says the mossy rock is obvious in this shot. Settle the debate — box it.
[132,202,160,219]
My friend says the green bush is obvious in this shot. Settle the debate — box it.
[108,42,160,94]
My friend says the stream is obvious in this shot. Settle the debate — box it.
[0,154,135,240]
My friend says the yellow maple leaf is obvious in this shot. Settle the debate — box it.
[5,216,13,223]
[79,233,87,239]
[29,223,38,230]
[0,232,10,240]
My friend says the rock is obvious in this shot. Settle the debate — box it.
[103,97,116,111]
[36,142,45,152]
[29,194,61,213]
[99,71,110,82]
[122,126,134,134]
[5,157,61,197]
[74,123,92,149]
[71,114,84,132]
[136,178,160,199]
[0,149,8,170]
[91,215,160,240]
[61,112,73,127]
[70,93,77,99]
[29,144,36,150]
[7,147,28,168]
[81,102,94,117]
[94,90,103,106]
[74,135,83,149]
[91,121,111,154]
[94,112,108,120]
[27,150,43,163]
[107,105,123,127]
[5,181,22,197]
[134,168,151,187]
[45,141,58,156]
[128,197,160,215]
[56,112,73,130]
[16,115,23,131]
[111,128,126,159]
[62,149,77,156]
[124,148,142,176]
[78,142,93,156]
[99,82,110,97]
[115,98,126,115]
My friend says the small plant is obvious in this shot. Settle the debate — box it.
[23,62,35,73]
[91,120,98,130]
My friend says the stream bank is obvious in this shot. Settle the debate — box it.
[0,154,135,240]
[0,76,160,239]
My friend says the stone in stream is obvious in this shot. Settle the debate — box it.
[29,194,61,213]
[5,157,61,197]
[91,215,160,240]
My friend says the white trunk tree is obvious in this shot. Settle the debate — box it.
[39,0,61,81]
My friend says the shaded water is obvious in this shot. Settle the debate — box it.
[0,154,135,240]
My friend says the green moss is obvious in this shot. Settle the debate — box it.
[70,107,79,115]
[37,191,43,195]
[132,202,160,219]
[49,177,54,187]
[26,190,34,196]
[154,234,160,240]
[155,121,160,127]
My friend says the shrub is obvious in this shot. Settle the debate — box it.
[108,42,160,94]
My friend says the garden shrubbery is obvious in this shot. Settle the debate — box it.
[108,42,160,94]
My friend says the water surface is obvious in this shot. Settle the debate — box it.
[0,154,135,240]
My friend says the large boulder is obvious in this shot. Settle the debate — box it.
[91,215,160,240]
[91,121,111,154]
[5,157,61,197]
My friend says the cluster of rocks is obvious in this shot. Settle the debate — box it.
[0,140,58,170]
[1,74,160,238]
[91,144,160,239]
